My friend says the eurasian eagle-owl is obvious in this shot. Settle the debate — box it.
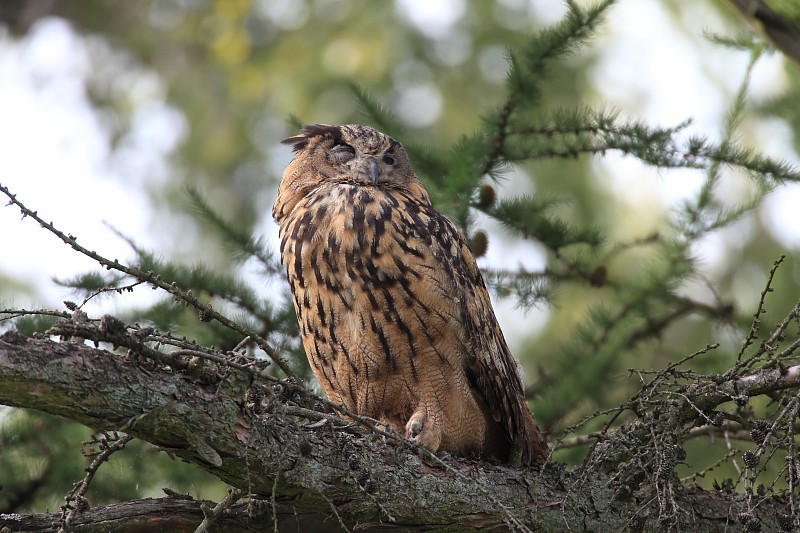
[273,124,547,464]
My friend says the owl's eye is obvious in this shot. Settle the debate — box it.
[329,144,356,164]
[382,154,396,166]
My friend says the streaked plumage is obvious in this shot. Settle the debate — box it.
[273,124,547,464]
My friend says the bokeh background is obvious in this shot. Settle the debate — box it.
[1,0,799,512]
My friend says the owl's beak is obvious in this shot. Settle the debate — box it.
[368,159,379,185]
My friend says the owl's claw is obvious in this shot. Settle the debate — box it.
[405,412,441,452]
[407,418,423,439]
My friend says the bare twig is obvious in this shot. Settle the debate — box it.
[736,255,785,362]
[58,432,134,533]
[194,487,244,533]
[0,307,70,323]
[319,491,353,533]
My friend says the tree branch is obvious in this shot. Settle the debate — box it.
[0,495,303,533]
[1,329,798,531]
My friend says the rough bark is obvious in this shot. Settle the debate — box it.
[0,497,258,533]
[0,330,794,532]
[0,494,403,533]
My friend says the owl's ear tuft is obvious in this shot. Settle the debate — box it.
[301,124,343,140]
[281,124,343,152]
[281,134,310,152]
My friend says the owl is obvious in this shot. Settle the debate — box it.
[273,124,548,465]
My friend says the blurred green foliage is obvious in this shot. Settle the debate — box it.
[1,0,800,515]
[0,410,224,512]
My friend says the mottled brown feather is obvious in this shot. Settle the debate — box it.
[273,124,547,464]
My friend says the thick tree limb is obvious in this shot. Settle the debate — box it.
[0,330,798,531]
[0,496,261,533]
[0,493,367,533]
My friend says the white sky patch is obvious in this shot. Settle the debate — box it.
[393,83,443,127]
[0,19,172,310]
[747,50,788,100]
[761,185,800,248]
[394,0,465,39]
[526,0,567,25]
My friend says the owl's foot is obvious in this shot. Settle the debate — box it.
[407,418,423,438]
[405,411,441,452]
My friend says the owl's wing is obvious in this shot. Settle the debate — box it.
[396,188,548,464]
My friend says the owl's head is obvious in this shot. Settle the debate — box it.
[274,124,426,221]
[282,124,414,186]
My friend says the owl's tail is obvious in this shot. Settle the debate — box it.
[512,400,549,466]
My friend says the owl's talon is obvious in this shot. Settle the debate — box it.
[407,419,423,440]
[405,413,441,451]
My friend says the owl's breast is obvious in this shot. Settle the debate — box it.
[283,184,410,282]
[281,183,438,342]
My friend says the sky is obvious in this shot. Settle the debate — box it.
[0,17,182,308]
[0,0,798,350]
